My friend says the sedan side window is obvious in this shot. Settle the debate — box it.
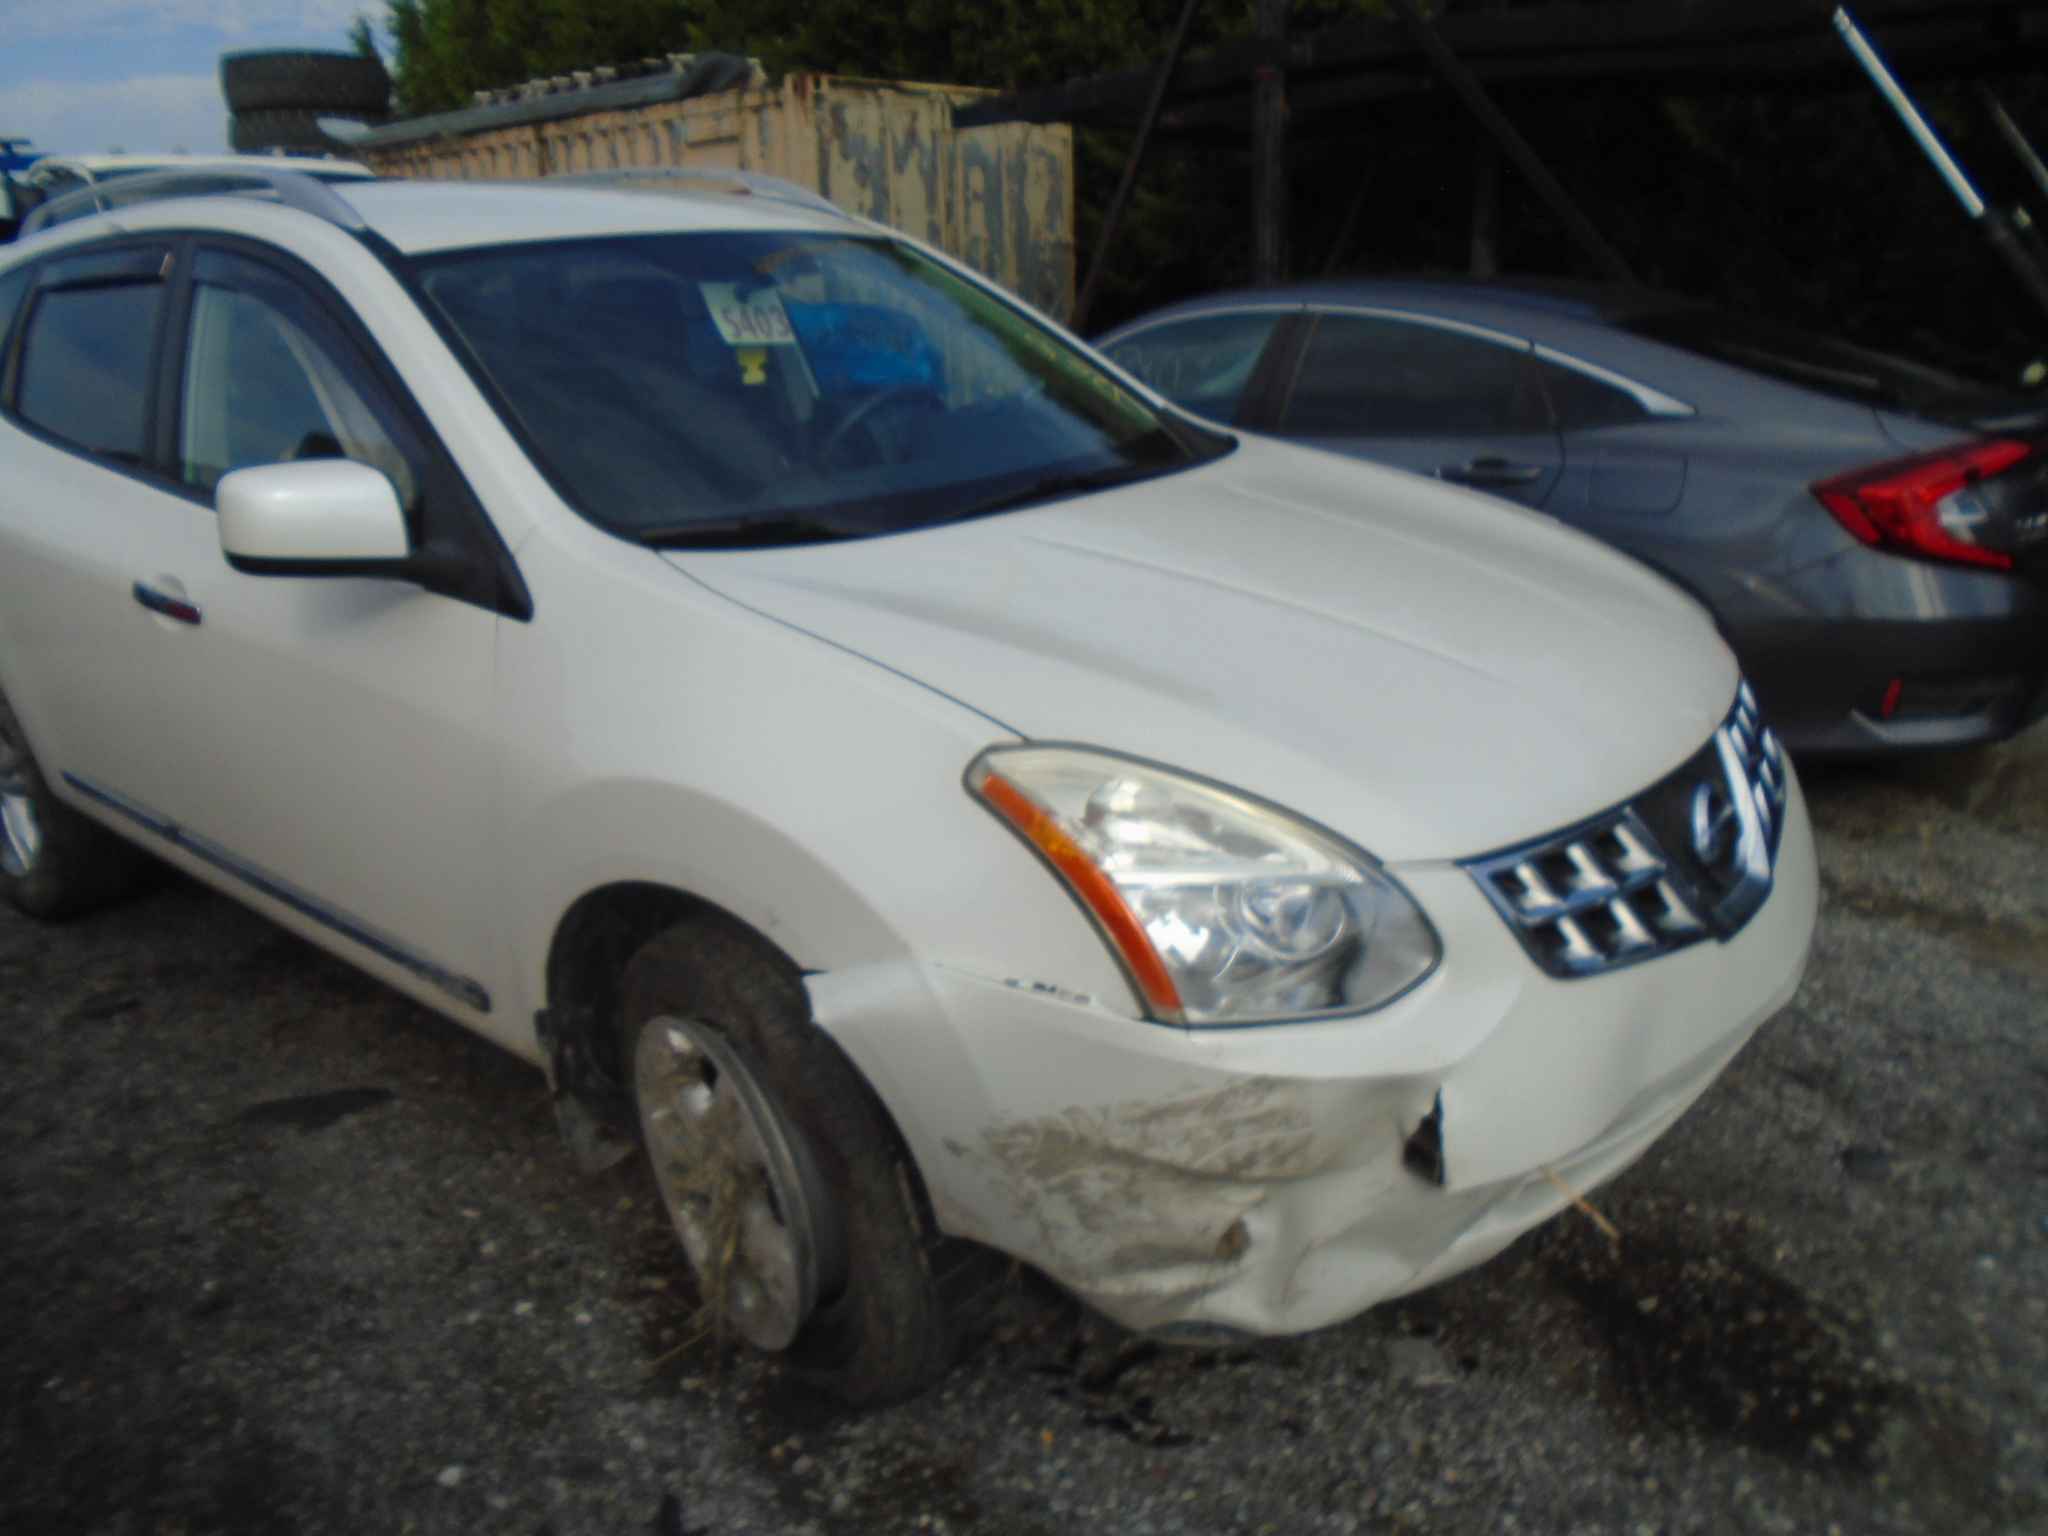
[178,251,421,514]
[15,276,163,463]
[1100,311,1283,423]
[1278,314,1540,437]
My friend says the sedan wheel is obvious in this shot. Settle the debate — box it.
[632,1012,841,1352]
[0,716,42,878]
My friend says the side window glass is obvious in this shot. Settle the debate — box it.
[1279,314,1537,437]
[178,253,421,512]
[16,277,162,461]
[1101,312,1283,422]
[1533,357,1651,431]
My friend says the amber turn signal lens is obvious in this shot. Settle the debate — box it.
[971,767,1186,1021]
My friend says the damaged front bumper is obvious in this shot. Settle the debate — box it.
[807,776,1818,1338]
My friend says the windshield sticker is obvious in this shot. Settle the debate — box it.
[701,283,796,347]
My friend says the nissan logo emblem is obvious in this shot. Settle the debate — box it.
[1690,778,1740,870]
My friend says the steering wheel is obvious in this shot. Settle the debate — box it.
[816,387,942,468]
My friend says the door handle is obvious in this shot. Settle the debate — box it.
[1438,457,1545,487]
[133,582,202,626]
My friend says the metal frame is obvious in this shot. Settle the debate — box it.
[21,167,369,237]
[1834,4,2048,324]
[1075,0,1206,329]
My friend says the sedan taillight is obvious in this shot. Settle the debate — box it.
[1812,439,2030,571]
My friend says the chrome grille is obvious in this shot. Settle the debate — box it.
[1464,683,1789,979]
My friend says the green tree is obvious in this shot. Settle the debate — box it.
[384,0,696,114]
[681,0,1270,91]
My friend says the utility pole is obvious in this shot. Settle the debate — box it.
[1073,0,1205,330]
[1385,0,1634,284]
[1252,0,1289,283]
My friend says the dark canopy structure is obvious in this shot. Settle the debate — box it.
[955,0,2048,327]
[957,0,2045,138]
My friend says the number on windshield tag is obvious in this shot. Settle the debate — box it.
[701,283,796,347]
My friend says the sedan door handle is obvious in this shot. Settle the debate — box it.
[133,582,203,627]
[1438,457,1546,487]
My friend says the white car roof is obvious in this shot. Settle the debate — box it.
[6,171,867,261]
[329,180,861,255]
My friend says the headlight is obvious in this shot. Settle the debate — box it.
[967,746,1440,1026]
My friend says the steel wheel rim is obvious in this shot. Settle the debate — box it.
[633,1014,834,1351]
[0,722,41,879]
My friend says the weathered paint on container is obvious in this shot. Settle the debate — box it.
[359,74,1075,321]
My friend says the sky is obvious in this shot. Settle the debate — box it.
[0,1,373,158]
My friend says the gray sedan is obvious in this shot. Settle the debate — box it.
[1097,280,2048,756]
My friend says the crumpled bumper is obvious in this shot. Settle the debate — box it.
[808,776,1818,1337]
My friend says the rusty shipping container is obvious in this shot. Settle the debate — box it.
[354,72,1075,321]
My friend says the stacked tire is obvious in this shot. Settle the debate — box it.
[221,50,391,157]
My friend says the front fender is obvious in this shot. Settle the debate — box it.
[509,775,910,1034]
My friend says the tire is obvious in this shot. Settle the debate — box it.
[229,110,348,157]
[0,689,148,920]
[621,918,950,1405]
[221,50,391,116]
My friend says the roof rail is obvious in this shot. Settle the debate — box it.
[20,167,368,238]
[553,167,851,221]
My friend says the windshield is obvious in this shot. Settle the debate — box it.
[415,231,1228,545]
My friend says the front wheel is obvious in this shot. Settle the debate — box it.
[0,689,147,920]
[621,918,950,1404]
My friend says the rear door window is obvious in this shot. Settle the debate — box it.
[1277,314,1543,437]
[14,247,169,464]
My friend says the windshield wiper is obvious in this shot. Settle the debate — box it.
[942,462,1175,525]
[635,514,867,549]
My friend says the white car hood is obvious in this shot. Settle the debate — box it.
[668,437,1737,862]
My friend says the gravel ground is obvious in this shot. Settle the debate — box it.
[2,727,2043,1536]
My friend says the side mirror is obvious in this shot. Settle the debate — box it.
[218,459,412,577]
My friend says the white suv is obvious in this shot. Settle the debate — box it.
[0,170,1816,1403]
